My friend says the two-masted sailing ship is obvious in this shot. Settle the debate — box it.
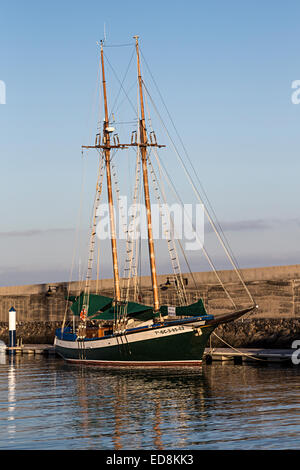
[54,36,256,366]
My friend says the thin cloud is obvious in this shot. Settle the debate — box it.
[0,228,74,238]
[217,219,270,232]
[205,218,300,233]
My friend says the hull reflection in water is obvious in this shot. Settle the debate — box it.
[70,363,210,450]
[68,362,300,450]
[1,357,300,449]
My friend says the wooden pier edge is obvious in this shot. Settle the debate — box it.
[2,344,299,364]
[5,344,56,355]
[204,347,297,363]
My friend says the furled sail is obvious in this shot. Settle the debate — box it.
[69,293,207,321]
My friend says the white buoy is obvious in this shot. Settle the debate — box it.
[9,307,16,348]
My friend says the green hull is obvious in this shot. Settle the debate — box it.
[55,324,215,367]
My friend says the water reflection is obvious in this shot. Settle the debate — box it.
[0,351,6,365]
[66,366,219,449]
[63,363,300,449]
[7,356,16,439]
[0,357,299,449]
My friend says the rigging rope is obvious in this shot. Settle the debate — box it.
[210,331,267,362]
[108,47,136,122]
[152,146,200,295]
[96,241,100,294]
[121,78,143,305]
[103,51,137,118]
[142,83,190,305]
[147,153,188,305]
[140,51,255,306]
[143,82,254,308]
[149,138,236,308]
[140,45,242,274]
[122,148,142,302]
[143,83,187,303]
[103,43,135,48]
[82,154,105,316]
[61,151,88,333]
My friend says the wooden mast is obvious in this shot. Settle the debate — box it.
[100,41,121,302]
[82,39,165,309]
[134,35,160,312]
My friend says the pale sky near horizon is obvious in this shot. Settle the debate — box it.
[0,0,300,286]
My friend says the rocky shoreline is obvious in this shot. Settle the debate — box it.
[0,318,300,349]
[211,318,300,349]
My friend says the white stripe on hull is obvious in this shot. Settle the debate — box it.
[54,320,205,351]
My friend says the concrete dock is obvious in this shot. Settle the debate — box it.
[5,344,56,355]
[3,345,299,364]
[204,348,296,364]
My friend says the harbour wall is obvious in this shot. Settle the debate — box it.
[0,264,300,347]
[0,319,299,349]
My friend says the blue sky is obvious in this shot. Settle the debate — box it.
[0,0,299,286]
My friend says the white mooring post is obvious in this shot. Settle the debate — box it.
[9,307,16,348]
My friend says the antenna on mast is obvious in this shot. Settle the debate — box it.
[104,23,107,44]
[96,24,107,48]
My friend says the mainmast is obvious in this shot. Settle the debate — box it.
[134,35,160,312]
[100,41,121,302]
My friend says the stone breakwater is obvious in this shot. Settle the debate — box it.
[0,321,62,345]
[1,265,300,323]
[0,264,300,348]
[0,318,299,349]
[211,318,300,349]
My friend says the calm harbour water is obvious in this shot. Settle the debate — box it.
[0,353,299,450]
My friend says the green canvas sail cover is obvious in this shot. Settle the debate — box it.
[93,301,154,321]
[160,298,207,317]
[69,293,207,321]
[70,293,113,317]
[70,293,154,321]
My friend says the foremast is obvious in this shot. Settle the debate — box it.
[82,40,122,316]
